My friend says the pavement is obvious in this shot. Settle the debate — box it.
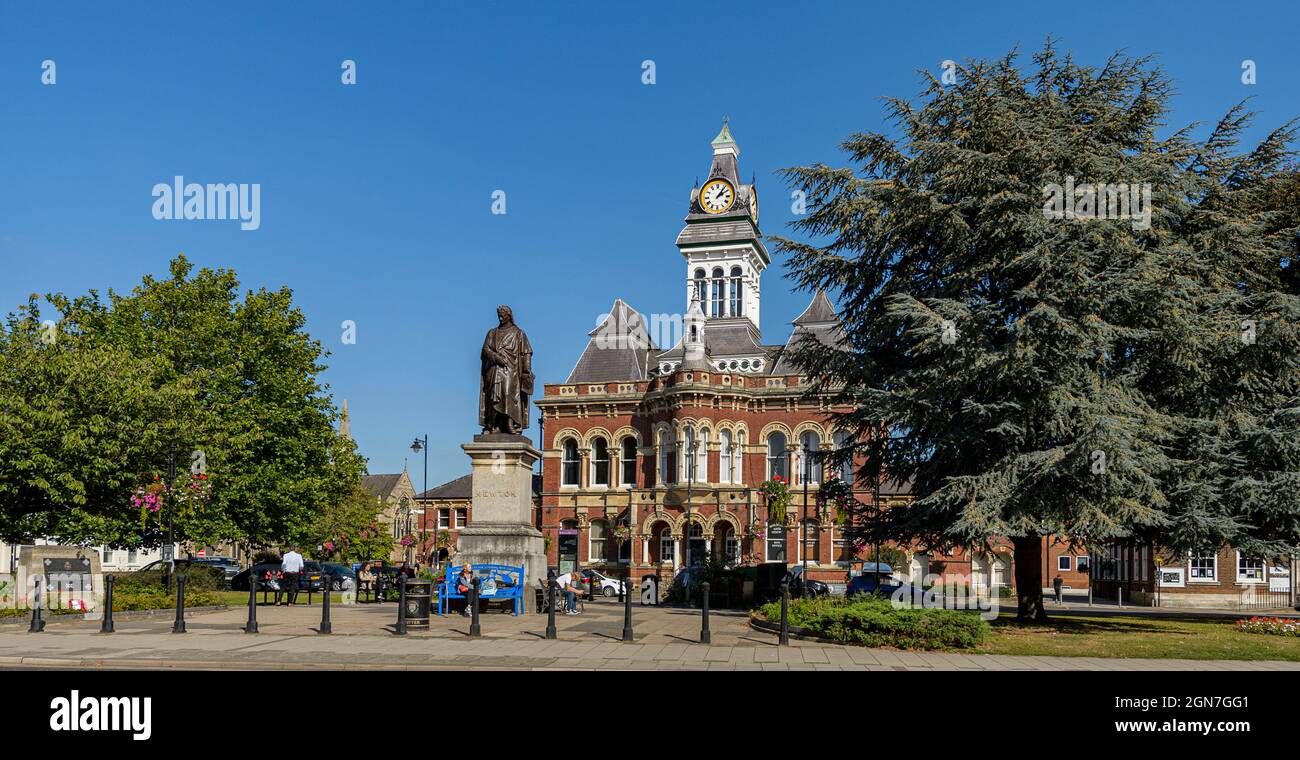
[3,597,1299,671]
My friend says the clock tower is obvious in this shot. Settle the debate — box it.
[677,119,770,333]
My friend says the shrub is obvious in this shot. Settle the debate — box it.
[124,564,225,592]
[757,595,989,650]
[1236,616,1300,637]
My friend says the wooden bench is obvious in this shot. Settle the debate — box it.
[437,564,525,616]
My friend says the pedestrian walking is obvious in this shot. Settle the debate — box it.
[1053,574,1064,604]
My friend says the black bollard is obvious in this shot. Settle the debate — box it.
[700,580,711,644]
[29,577,45,633]
[100,575,115,634]
[395,577,407,635]
[244,574,259,634]
[545,580,557,640]
[469,577,481,637]
[172,575,187,634]
[319,572,332,634]
[778,580,790,646]
[621,573,634,642]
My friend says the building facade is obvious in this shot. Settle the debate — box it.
[535,122,887,588]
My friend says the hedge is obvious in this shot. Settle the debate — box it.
[757,595,989,650]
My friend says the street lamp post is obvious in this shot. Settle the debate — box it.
[802,448,814,599]
[684,435,697,604]
[410,435,429,561]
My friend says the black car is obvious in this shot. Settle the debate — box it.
[230,561,327,592]
[322,563,357,590]
[188,556,240,587]
[786,565,830,598]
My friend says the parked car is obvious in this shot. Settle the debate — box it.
[322,563,357,590]
[786,565,830,598]
[580,568,624,597]
[230,561,327,592]
[135,559,227,587]
[846,562,899,596]
[189,556,240,587]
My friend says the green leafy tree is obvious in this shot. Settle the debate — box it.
[0,256,359,550]
[774,41,1300,620]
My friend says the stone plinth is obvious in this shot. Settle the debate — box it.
[455,435,548,594]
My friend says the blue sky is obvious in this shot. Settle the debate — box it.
[2,1,1297,490]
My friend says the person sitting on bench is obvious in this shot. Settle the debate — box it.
[358,563,375,602]
[455,564,475,617]
[555,568,585,615]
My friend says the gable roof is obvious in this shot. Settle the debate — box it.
[771,291,845,375]
[418,473,473,500]
[362,474,405,500]
[566,299,657,383]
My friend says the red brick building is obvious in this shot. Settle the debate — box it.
[534,122,893,591]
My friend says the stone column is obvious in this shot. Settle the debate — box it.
[457,434,549,591]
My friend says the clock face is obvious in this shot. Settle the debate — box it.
[699,178,735,214]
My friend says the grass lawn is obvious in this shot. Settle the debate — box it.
[984,612,1300,661]
[211,590,356,606]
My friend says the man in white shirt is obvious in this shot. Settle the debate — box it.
[554,568,584,615]
[278,547,305,606]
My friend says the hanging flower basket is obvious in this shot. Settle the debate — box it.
[819,476,855,524]
[761,476,789,523]
[130,475,167,529]
[613,526,632,544]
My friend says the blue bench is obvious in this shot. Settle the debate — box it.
[437,564,525,616]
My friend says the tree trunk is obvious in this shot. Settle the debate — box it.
[1012,536,1049,622]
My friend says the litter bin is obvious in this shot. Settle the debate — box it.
[403,579,432,630]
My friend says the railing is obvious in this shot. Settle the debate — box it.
[1238,587,1294,612]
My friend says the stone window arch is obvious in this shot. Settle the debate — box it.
[561,438,580,486]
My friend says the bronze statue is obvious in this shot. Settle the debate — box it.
[479,305,534,435]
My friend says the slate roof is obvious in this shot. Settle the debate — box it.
[416,473,542,501]
[362,474,404,500]
[771,291,845,375]
[566,299,657,384]
[656,318,766,361]
[418,474,472,500]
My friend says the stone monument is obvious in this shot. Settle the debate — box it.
[453,305,548,594]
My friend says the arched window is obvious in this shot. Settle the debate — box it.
[682,425,697,481]
[659,526,674,563]
[803,519,821,564]
[693,268,707,305]
[696,428,708,482]
[620,436,637,486]
[721,525,739,565]
[767,431,788,481]
[658,430,675,484]
[562,439,580,486]
[711,267,725,316]
[735,431,744,483]
[799,430,821,485]
[589,519,609,563]
[833,430,854,484]
[729,266,743,316]
[719,429,733,483]
[591,437,610,487]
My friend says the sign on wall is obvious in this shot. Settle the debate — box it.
[1157,567,1185,588]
